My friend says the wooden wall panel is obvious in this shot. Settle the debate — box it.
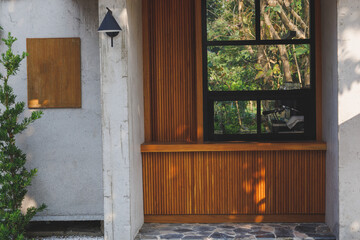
[142,150,325,221]
[308,150,326,213]
[143,0,197,142]
[143,153,193,215]
[275,151,309,214]
[192,151,276,215]
[27,38,81,108]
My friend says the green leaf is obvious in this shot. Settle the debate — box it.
[273,5,281,13]
[254,63,263,71]
[295,46,309,56]
[255,71,264,80]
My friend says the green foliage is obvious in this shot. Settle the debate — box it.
[214,101,257,134]
[0,28,46,240]
[207,0,255,41]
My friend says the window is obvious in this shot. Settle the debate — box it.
[203,0,316,141]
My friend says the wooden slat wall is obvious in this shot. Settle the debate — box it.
[142,150,325,219]
[143,0,197,142]
[27,38,81,108]
[142,0,326,223]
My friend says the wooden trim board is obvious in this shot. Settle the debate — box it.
[142,0,152,142]
[141,141,326,152]
[195,0,204,143]
[144,215,325,223]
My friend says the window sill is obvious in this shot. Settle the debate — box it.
[141,141,327,153]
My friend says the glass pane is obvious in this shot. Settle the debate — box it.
[260,0,310,40]
[208,44,310,91]
[214,101,257,135]
[261,100,305,134]
[207,0,255,41]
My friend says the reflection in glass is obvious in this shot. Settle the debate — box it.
[208,44,310,91]
[261,100,304,134]
[214,101,257,135]
[261,0,310,40]
[207,0,255,41]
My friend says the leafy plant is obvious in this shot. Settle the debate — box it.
[0,27,46,240]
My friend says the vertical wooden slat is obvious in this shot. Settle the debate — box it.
[142,150,325,217]
[195,0,204,142]
[142,0,152,142]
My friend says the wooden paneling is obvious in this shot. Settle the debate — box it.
[143,153,193,215]
[275,151,325,214]
[195,0,204,143]
[191,151,276,215]
[141,142,327,152]
[142,150,326,221]
[141,0,326,223]
[143,0,152,142]
[27,38,81,108]
[143,0,197,142]
[143,0,322,142]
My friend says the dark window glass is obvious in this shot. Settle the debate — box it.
[203,0,315,141]
[208,44,310,91]
[214,101,257,135]
[260,0,310,40]
[207,0,255,41]
[261,99,305,134]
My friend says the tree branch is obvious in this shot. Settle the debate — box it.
[262,4,293,83]
[274,0,306,39]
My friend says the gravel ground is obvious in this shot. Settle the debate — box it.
[38,237,104,240]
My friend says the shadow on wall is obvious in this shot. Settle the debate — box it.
[338,6,360,95]
[77,0,99,33]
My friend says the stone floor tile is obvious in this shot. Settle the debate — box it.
[136,223,335,240]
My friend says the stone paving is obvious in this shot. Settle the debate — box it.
[135,223,336,240]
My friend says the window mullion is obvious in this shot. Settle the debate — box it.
[257,100,261,135]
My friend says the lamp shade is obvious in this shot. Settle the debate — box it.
[98,8,122,32]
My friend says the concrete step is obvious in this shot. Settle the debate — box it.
[135,223,336,240]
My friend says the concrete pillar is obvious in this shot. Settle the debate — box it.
[98,0,144,239]
[321,0,339,238]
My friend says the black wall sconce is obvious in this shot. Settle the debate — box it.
[98,7,122,47]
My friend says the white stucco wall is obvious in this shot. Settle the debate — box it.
[0,0,103,220]
[98,0,144,239]
[321,0,339,238]
[338,0,360,239]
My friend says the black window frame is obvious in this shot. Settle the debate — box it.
[202,0,317,141]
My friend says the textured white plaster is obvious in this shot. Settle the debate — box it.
[338,0,360,239]
[0,0,103,220]
[99,0,144,239]
[127,0,145,238]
